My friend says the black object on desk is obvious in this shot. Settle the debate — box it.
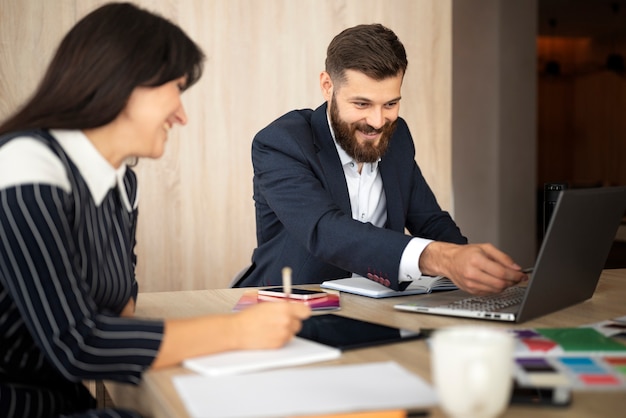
[543,182,567,236]
[510,381,572,407]
[297,314,422,350]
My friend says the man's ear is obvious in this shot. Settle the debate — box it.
[320,71,333,101]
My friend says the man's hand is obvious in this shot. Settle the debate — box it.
[419,242,528,295]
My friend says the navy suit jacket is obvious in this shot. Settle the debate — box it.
[236,103,467,289]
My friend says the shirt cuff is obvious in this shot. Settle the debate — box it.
[399,237,433,282]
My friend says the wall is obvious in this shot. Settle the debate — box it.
[452,0,537,266]
[537,33,626,188]
[0,0,458,290]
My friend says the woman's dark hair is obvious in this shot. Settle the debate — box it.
[0,2,205,135]
[325,23,407,86]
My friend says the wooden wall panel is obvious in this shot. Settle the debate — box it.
[0,0,452,291]
[0,0,75,116]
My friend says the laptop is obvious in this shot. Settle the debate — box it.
[394,186,626,323]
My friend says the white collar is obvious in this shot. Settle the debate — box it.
[50,129,133,211]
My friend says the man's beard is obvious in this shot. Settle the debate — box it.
[330,95,397,163]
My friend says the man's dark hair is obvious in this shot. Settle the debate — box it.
[325,23,408,85]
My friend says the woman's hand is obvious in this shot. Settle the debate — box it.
[151,300,311,369]
[229,301,311,350]
[119,298,136,317]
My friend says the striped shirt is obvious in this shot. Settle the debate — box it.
[0,129,164,417]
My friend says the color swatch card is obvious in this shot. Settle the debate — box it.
[515,355,626,390]
[512,328,626,357]
[511,327,626,390]
[233,290,341,312]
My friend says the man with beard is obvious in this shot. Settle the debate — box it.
[234,24,527,295]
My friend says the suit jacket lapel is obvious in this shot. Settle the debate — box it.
[311,104,352,215]
[379,157,405,232]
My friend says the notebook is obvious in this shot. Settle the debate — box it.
[232,289,341,311]
[321,275,456,298]
[182,336,340,376]
[394,186,626,323]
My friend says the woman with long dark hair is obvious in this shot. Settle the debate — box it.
[0,3,309,417]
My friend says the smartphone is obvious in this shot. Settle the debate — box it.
[257,287,328,300]
[509,382,571,407]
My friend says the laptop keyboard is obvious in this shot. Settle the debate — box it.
[443,286,526,311]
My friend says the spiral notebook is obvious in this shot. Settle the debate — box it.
[321,275,456,298]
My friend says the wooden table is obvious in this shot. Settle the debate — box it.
[106,269,626,417]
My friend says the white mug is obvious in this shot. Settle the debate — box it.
[430,326,514,418]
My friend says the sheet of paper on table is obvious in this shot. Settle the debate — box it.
[172,361,437,418]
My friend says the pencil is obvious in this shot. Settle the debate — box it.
[282,266,292,298]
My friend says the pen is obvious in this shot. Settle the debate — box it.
[522,267,534,274]
[282,266,292,299]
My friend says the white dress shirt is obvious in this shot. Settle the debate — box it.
[327,115,432,282]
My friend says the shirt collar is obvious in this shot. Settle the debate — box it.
[50,129,133,211]
[325,111,380,172]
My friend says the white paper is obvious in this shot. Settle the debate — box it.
[173,361,437,418]
[582,315,626,338]
[183,336,341,376]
